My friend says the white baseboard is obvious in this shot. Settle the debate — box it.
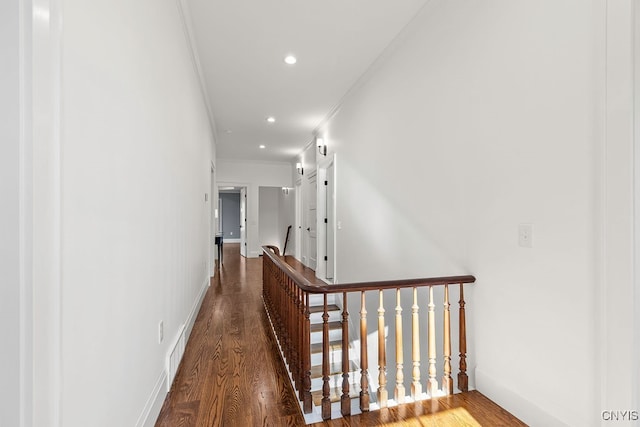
[136,278,210,427]
[185,278,209,339]
[475,368,567,427]
[136,369,167,427]
[223,238,241,243]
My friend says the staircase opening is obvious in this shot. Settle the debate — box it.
[262,246,474,423]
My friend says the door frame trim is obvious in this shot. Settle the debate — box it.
[316,154,336,283]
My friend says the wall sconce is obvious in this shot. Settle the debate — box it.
[296,162,304,175]
[317,137,327,156]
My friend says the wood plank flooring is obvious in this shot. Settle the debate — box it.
[308,391,527,426]
[155,244,526,427]
[155,244,302,426]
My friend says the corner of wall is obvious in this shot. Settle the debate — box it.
[135,370,167,427]
[475,369,568,427]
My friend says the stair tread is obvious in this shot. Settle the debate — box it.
[309,304,340,314]
[310,339,342,354]
[311,384,362,406]
[310,321,342,333]
[310,360,357,378]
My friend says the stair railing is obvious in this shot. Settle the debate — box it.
[261,246,475,421]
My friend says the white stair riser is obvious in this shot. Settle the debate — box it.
[310,372,362,391]
[311,350,348,366]
[310,329,342,343]
[309,311,342,323]
[308,294,337,306]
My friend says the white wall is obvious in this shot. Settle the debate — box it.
[0,1,22,425]
[315,1,619,425]
[279,187,296,256]
[59,0,215,426]
[217,159,292,256]
[259,187,281,249]
[257,186,295,253]
[602,0,636,418]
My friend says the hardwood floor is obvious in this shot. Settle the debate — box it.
[307,391,527,426]
[155,244,526,427]
[155,244,302,426]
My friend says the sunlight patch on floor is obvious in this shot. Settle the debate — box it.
[375,408,482,426]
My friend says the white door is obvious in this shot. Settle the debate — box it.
[295,181,303,261]
[307,174,317,269]
[326,163,334,280]
[210,165,216,276]
[240,187,247,257]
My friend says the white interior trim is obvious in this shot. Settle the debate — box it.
[315,154,336,283]
[210,162,216,277]
[31,0,63,424]
[633,0,640,413]
[19,0,34,426]
[185,278,210,343]
[329,154,338,284]
[135,370,167,427]
[600,0,636,417]
[136,276,209,427]
[315,166,327,281]
[175,0,218,139]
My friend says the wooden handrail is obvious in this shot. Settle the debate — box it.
[261,245,475,293]
[261,245,475,420]
[264,245,281,256]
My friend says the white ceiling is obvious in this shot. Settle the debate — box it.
[185,0,430,163]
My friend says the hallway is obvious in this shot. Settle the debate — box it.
[155,244,525,427]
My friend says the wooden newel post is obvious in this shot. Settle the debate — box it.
[458,284,468,392]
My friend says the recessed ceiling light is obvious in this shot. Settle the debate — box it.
[266,116,276,123]
[259,144,266,149]
[284,55,297,65]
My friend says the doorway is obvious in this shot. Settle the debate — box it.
[325,162,335,280]
[210,163,216,276]
[305,171,317,270]
[240,187,247,257]
[295,179,303,261]
[217,185,247,257]
[316,158,336,282]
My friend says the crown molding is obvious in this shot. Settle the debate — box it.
[217,157,294,167]
[176,0,219,143]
